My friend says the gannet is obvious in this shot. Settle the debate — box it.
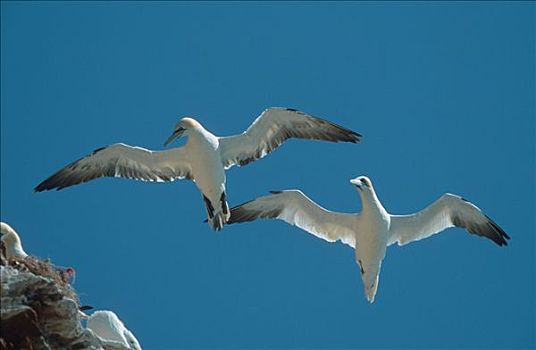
[34,107,361,230]
[86,310,141,350]
[228,176,510,303]
[0,222,28,259]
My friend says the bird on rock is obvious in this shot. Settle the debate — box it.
[1,222,28,259]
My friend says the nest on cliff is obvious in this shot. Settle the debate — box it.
[0,242,78,303]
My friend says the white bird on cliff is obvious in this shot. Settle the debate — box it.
[86,310,141,350]
[228,176,509,303]
[34,107,361,230]
[0,222,28,259]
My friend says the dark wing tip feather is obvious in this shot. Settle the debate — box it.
[34,161,108,192]
[91,146,107,155]
[454,214,510,247]
[484,214,510,245]
[451,195,510,246]
[310,115,362,143]
[34,183,46,192]
[282,107,362,143]
[34,166,74,192]
[34,146,112,192]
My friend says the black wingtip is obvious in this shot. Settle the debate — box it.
[34,183,46,193]
[269,190,283,194]
[34,181,61,192]
[484,214,510,247]
[350,133,362,143]
[91,146,106,155]
[299,111,362,144]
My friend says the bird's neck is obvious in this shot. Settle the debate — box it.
[359,188,387,217]
[6,241,27,259]
[187,127,218,148]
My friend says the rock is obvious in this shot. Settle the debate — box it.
[0,257,134,350]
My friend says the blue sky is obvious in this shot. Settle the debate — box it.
[1,2,534,349]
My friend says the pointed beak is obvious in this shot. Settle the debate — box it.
[350,178,362,188]
[164,127,185,147]
[78,310,90,320]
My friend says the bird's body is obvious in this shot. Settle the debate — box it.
[0,222,28,259]
[86,310,141,350]
[35,108,361,230]
[186,124,230,229]
[353,193,390,302]
[228,176,509,302]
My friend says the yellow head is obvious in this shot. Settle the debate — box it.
[0,222,28,259]
[164,117,203,146]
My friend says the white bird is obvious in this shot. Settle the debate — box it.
[86,310,141,350]
[0,222,28,259]
[228,176,509,303]
[34,107,361,230]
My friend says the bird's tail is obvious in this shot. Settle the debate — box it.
[365,275,379,303]
[209,211,227,231]
[203,192,230,231]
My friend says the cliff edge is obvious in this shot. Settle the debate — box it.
[0,249,131,350]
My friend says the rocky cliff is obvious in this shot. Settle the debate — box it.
[0,249,131,350]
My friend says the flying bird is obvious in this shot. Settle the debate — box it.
[34,107,361,230]
[228,176,509,303]
[85,310,141,350]
[1,222,28,259]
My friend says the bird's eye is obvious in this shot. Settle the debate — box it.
[361,179,369,186]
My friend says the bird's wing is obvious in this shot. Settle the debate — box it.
[219,107,361,169]
[388,193,509,247]
[35,143,193,191]
[229,190,357,247]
